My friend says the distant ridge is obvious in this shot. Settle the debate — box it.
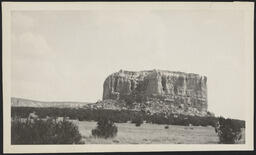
[11,97,93,108]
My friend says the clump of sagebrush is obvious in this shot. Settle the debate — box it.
[11,117,83,144]
[131,116,143,127]
[92,117,118,139]
[214,117,243,144]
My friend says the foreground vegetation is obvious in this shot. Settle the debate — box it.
[11,107,245,128]
[92,117,118,139]
[11,117,83,144]
[215,117,244,144]
[11,107,246,144]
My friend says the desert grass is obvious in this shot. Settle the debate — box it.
[75,121,228,144]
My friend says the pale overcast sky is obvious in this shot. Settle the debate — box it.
[11,8,250,119]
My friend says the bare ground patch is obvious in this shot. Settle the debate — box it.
[76,121,222,144]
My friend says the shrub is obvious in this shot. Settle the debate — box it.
[131,116,143,127]
[11,117,83,144]
[215,117,243,144]
[135,122,142,127]
[92,117,118,139]
[165,125,169,129]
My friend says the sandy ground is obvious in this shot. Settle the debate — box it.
[76,121,222,144]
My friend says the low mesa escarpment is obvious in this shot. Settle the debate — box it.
[100,69,210,116]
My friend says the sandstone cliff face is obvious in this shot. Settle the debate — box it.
[103,69,208,115]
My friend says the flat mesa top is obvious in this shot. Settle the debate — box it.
[114,69,207,79]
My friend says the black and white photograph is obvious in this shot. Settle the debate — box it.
[2,2,254,153]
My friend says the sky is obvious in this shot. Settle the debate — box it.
[11,8,249,120]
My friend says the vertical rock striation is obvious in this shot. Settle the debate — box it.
[103,69,208,115]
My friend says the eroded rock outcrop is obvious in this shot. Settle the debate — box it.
[102,69,208,116]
